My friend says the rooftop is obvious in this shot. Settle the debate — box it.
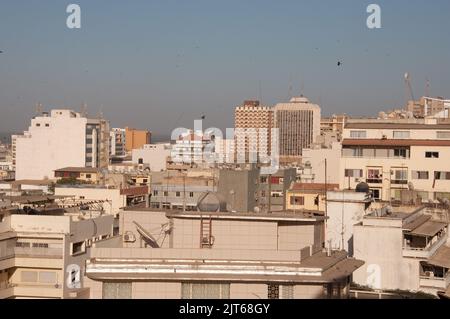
[54,167,100,173]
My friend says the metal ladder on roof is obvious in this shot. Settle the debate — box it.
[200,216,213,248]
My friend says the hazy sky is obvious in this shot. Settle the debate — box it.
[1,0,449,136]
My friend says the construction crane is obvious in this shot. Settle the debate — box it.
[404,72,415,103]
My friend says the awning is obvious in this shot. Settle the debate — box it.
[403,215,431,231]
[410,221,447,237]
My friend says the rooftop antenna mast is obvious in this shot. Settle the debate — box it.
[81,103,88,117]
[35,102,43,115]
[98,105,104,119]
[425,78,431,98]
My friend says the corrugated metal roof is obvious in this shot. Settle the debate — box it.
[409,221,447,237]
[403,215,431,231]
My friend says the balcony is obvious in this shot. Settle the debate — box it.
[403,235,447,259]
[366,179,382,184]
[391,180,408,185]
[419,274,450,290]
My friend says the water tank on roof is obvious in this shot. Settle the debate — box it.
[355,182,370,193]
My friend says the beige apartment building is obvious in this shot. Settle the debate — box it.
[0,196,116,299]
[125,127,151,152]
[353,206,449,296]
[234,100,274,163]
[407,96,449,118]
[274,97,321,164]
[84,207,363,299]
[340,121,450,202]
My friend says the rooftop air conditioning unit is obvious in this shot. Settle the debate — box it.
[123,232,136,243]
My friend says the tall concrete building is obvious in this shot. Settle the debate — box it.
[110,128,126,157]
[274,97,321,163]
[234,100,274,163]
[125,127,151,152]
[13,110,110,181]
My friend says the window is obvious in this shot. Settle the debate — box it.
[394,148,407,158]
[176,192,181,197]
[71,241,86,255]
[412,171,429,180]
[45,123,50,127]
[16,242,31,248]
[153,190,158,196]
[345,169,363,178]
[36,123,41,127]
[393,131,410,139]
[367,169,382,183]
[181,283,230,299]
[189,192,194,198]
[352,148,363,157]
[290,196,305,206]
[350,131,367,139]
[102,282,132,299]
[21,271,38,283]
[426,152,439,158]
[434,171,450,181]
[437,131,450,139]
[260,176,268,184]
[392,169,408,184]
[85,174,91,179]
[39,271,57,284]
[138,158,144,164]
[32,243,49,248]
[371,189,381,200]
[164,191,168,197]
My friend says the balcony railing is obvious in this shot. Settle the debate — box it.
[403,235,447,258]
[391,180,408,185]
[367,179,382,184]
[419,275,450,290]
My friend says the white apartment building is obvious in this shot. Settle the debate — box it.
[171,131,212,167]
[353,206,449,296]
[132,144,171,172]
[0,200,115,299]
[274,97,321,162]
[340,121,450,202]
[110,128,126,157]
[13,110,110,181]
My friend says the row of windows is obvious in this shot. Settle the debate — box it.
[153,190,195,198]
[35,123,50,127]
[345,169,450,181]
[350,130,450,139]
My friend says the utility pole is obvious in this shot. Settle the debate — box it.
[325,158,328,217]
